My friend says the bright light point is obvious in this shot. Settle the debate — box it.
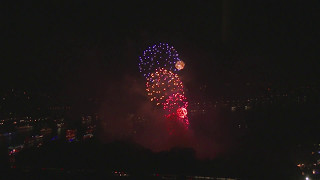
[139,43,181,78]
[306,177,310,180]
[146,68,184,106]
[177,107,187,118]
[175,60,185,70]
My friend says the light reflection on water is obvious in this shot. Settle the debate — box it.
[0,127,65,147]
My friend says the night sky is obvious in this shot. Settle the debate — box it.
[2,2,320,176]
[2,1,320,98]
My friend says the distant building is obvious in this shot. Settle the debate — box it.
[66,129,77,142]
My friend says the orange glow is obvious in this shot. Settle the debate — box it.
[175,60,185,70]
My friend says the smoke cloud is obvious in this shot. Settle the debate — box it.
[98,75,230,159]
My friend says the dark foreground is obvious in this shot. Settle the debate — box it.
[1,139,307,180]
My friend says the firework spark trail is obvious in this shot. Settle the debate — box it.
[139,42,181,79]
[139,43,189,129]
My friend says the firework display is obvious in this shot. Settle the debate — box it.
[139,43,189,130]
[139,43,181,78]
[177,107,189,127]
[176,107,188,119]
[163,93,188,114]
[163,93,189,128]
[175,60,185,70]
[146,68,184,106]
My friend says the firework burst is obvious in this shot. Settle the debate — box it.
[146,68,184,106]
[139,43,181,78]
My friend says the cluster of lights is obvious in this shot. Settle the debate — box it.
[139,43,189,129]
[146,68,184,106]
[175,60,185,70]
[176,107,188,118]
[139,43,181,79]
[176,107,189,127]
[163,93,188,113]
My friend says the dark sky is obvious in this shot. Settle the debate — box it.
[2,1,320,97]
